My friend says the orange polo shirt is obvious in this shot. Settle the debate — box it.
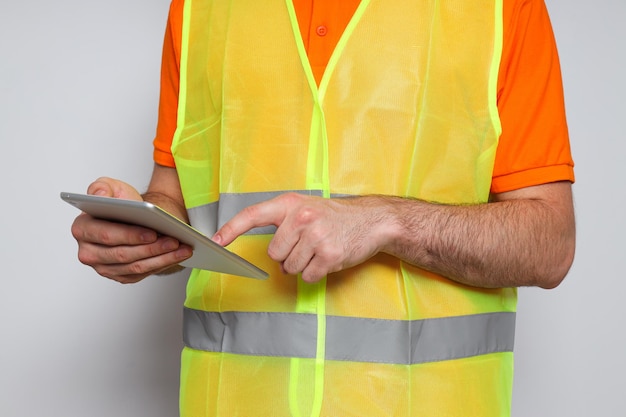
[153,0,574,193]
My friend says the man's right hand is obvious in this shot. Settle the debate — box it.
[70,177,192,284]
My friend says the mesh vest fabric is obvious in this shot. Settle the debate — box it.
[171,0,516,416]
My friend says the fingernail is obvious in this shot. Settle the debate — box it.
[212,234,222,245]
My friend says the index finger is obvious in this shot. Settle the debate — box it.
[213,197,287,246]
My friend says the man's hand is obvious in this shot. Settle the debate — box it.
[213,193,392,283]
[71,174,192,284]
[213,181,575,289]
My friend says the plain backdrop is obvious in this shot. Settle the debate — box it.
[1,1,623,416]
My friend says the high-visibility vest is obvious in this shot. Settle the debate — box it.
[171,0,516,416]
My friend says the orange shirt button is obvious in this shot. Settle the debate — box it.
[316,25,328,37]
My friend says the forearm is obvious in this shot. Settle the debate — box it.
[374,184,575,289]
[142,164,190,275]
[141,191,189,223]
[142,163,189,223]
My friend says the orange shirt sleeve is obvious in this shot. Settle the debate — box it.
[493,0,574,193]
[153,0,574,192]
[152,0,183,168]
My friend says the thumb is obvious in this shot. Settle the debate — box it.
[87,177,142,201]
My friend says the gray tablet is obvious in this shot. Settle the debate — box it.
[61,192,268,280]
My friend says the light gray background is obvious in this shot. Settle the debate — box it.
[1,1,623,416]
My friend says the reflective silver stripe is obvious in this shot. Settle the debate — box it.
[183,307,515,364]
[187,190,347,236]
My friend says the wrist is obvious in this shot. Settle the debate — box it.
[372,196,434,266]
[353,195,415,257]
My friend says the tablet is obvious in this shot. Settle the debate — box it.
[61,192,268,280]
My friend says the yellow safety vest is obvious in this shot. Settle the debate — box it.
[172,0,516,416]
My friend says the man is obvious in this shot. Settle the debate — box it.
[72,0,575,415]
